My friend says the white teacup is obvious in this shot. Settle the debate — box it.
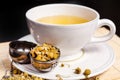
[26,3,116,59]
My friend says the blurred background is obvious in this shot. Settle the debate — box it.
[0,0,120,42]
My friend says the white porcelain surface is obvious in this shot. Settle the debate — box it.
[12,34,115,80]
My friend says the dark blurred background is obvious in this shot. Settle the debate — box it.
[0,0,120,42]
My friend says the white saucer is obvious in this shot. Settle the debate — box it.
[12,34,115,80]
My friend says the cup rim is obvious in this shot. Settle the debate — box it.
[26,3,99,28]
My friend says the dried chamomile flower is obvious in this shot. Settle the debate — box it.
[83,69,91,78]
[74,67,81,74]
[95,76,100,80]
[60,63,64,67]
[56,74,63,80]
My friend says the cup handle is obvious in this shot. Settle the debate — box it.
[91,19,116,43]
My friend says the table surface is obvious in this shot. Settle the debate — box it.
[0,28,120,80]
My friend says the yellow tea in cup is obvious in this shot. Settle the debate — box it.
[36,15,89,25]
